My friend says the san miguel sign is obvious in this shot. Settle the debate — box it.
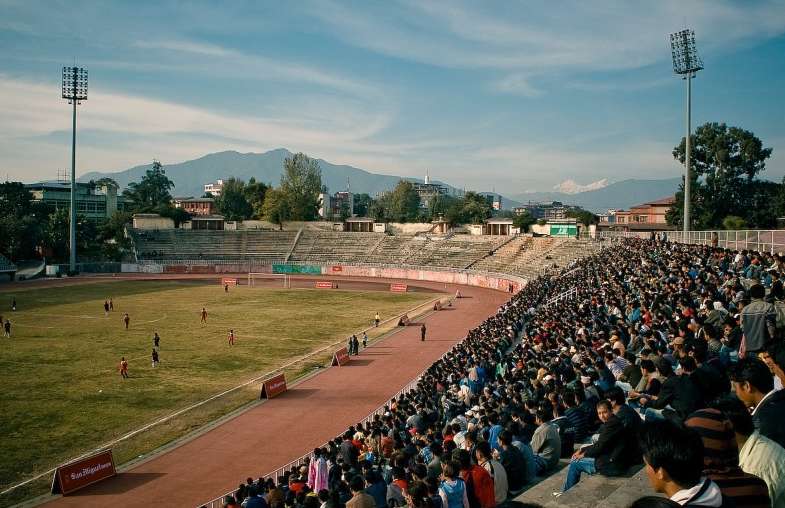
[332,346,350,366]
[260,372,287,399]
[52,450,116,495]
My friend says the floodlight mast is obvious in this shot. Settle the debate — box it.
[670,30,703,233]
[61,66,88,273]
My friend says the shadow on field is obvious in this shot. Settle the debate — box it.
[76,472,166,495]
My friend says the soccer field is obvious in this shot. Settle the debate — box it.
[0,278,436,500]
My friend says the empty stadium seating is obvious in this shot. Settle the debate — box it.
[130,228,598,277]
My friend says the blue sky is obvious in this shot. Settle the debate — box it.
[1,0,784,193]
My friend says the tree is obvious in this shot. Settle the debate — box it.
[722,216,747,230]
[444,192,492,225]
[158,206,191,228]
[0,182,48,260]
[387,181,421,222]
[566,208,598,226]
[214,178,253,221]
[262,187,289,230]
[280,153,322,221]
[338,201,351,222]
[513,211,536,232]
[244,177,269,219]
[123,160,175,212]
[670,122,773,229]
[353,193,372,217]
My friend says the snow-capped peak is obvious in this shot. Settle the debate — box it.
[553,178,609,194]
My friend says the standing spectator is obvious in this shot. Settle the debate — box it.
[347,336,355,356]
[729,358,785,448]
[715,397,785,508]
[352,335,360,356]
[741,284,776,357]
[308,448,328,493]
[362,332,368,349]
[530,408,561,476]
[685,409,770,508]
[421,324,427,342]
[638,420,728,507]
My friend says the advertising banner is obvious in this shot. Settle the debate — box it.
[272,264,321,274]
[260,373,287,399]
[332,347,350,366]
[390,283,408,292]
[52,450,116,495]
[315,281,335,289]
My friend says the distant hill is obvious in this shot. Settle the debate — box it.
[79,149,680,212]
[510,178,681,213]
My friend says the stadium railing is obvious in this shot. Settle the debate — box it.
[593,229,785,254]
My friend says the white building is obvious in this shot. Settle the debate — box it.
[203,179,224,197]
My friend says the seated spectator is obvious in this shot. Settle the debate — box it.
[559,399,638,494]
[714,397,785,508]
[530,408,561,476]
[641,358,702,422]
[454,449,495,508]
[439,460,469,508]
[497,430,527,493]
[347,475,375,508]
[684,409,770,507]
[475,441,508,506]
[729,358,785,448]
[638,420,730,507]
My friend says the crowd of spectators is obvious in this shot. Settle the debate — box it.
[212,238,785,508]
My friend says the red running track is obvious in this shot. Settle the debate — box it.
[42,281,509,508]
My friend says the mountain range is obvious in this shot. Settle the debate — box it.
[79,148,681,213]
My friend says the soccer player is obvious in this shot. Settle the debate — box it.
[201,307,208,324]
[123,313,130,330]
[374,312,380,327]
[109,297,114,311]
[153,332,160,350]
[104,300,110,316]
[151,349,159,368]
[421,323,427,342]
[3,319,10,338]
[11,298,16,311]
[228,329,235,346]
[119,357,129,379]
[224,283,229,293]
[362,331,368,348]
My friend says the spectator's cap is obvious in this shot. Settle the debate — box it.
[543,375,553,382]
[580,375,591,384]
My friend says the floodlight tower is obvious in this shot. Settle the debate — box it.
[670,29,703,232]
[62,66,88,272]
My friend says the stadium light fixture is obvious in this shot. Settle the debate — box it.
[61,66,88,273]
[670,29,703,233]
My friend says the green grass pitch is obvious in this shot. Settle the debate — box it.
[0,279,435,497]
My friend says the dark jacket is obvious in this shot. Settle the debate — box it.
[582,414,638,476]
[650,374,703,419]
[753,389,785,448]
[499,445,527,491]
[340,439,359,467]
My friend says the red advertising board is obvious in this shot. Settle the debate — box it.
[221,277,238,286]
[315,281,335,289]
[332,346,350,366]
[331,265,343,272]
[390,283,408,293]
[260,372,287,399]
[52,450,116,495]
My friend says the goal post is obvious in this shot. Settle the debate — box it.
[247,272,290,288]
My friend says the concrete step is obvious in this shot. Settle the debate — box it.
[513,463,658,508]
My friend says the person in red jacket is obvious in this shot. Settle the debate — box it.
[454,449,496,508]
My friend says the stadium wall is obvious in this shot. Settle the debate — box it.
[125,263,526,293]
